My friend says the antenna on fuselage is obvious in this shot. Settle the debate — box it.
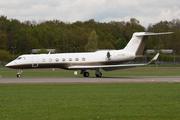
[48,51,51,54]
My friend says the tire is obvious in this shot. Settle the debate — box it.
[83,72,89,77]
[17,74,21,78]
[96,72,102,77]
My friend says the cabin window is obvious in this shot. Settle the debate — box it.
[82,57,85,61]
[49,58,52,62]
[23,57,26,60]
[69,58,72,61]
[55,58,59,62]
[62,58,66,62]
[75,58,79,61]
[42,59,46,62]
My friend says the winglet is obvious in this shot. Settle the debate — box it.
[148,53,159,65]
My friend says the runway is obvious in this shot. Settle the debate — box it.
[0,76,180,84]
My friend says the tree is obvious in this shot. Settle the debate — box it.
[0,15,10,32]
[99,40,114,49]
[0,49,10,64]
[0,30,8,50]
[85,30,98,51]
[115,37,127,50]
[0,16,179,56]
[124,18,145,41]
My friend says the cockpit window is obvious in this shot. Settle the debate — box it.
[16,57,26,60]
[16,57,22,60]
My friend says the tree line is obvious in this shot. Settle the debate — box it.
[0,15,179,63]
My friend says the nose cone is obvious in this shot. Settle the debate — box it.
[6,61,16,68]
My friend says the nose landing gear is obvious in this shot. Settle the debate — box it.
[17,69,23,78]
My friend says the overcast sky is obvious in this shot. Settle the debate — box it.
[1,0,180,27]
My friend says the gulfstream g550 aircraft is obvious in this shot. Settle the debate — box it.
[6,32,172,78]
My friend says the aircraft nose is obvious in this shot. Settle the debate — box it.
[6,62,11,67]
[6,61,15,68]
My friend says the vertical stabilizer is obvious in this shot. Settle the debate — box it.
[123,32,173,55]
[123,32,147,55]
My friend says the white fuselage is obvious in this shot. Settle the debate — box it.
[6,50,135,70]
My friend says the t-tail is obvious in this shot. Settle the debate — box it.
[123,32,173,57]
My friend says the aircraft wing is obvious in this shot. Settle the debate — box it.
[69,53,159,71]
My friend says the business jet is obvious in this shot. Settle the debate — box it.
[6,32,172,78]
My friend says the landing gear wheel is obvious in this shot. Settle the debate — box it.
[83,72,89,77]
[17,74,21,78]
[17,69,23,78]
[95,72,102,77]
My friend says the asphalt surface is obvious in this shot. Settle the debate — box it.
[0,76,180,84]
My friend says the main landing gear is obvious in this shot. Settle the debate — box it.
[95,72,102,77]
[81,70,90,77]
[17,69,23,78]
[83,72,89,77]
[81,69,102,77]
[95,69,102,77]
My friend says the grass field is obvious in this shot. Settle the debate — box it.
[0,83,180,120]
[0,66,180,119]
[0,67,180,77]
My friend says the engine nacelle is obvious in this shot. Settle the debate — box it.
[106,51,135,61]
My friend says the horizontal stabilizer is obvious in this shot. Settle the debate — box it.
[136,32,173,37]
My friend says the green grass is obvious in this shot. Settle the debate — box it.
[0,67,180,77]
[0,83,180,120]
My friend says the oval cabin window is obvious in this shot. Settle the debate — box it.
[49,58,52,62]
[42,59,46,62]
[62,58,66,62]
[55,58,59,62]
[69,58,72,61]
[75,58,79,61]
[82,57,85,61]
